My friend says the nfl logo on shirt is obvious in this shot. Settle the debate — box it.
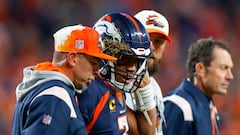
[42,114,52,125]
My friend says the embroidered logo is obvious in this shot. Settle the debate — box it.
[42,114,52,125]
[146,15,165,28]
[75,39,84,50]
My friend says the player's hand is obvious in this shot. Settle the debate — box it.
[139,70,150,88]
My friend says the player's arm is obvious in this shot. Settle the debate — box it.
[127,108,139,135]
[127,107,156,135]
[127,72,157,135]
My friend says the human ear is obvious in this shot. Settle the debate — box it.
[66,52,77,67]
[195,63,205,77]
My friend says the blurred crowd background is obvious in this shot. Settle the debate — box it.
[0,0,239,134]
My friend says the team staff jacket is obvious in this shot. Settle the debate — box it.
[12,64,87,135]
[12,80,88,135]
[77,77,128,135]
[163,78,220,135]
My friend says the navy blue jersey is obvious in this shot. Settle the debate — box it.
[163,78,220,135]
[12,80,87,135]
[77,78,128,135]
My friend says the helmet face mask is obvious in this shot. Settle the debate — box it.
[94,13,151,93]
[99,58,147,93]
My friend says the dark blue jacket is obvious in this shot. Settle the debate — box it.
[12,80,87,135]
[77,78,128,135]
[163,78,220,135]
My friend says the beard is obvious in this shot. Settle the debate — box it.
[74,78,91,92]
[80,84,88,91]
[75,82,88,91]
[148,58,161,76]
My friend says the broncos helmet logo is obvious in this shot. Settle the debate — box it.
[93,21,122,42]
[146,15,164,28]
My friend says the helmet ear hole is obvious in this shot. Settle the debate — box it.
[100,67,107,76]
[99,61,111,79]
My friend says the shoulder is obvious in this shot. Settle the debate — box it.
[150,77,161,91]
[31,86,77,118]
[150,77,163,99]
[164,94,193,121]
[78,79,109,100]
[77,78,111,111]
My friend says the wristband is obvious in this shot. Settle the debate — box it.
[135,81,156,112]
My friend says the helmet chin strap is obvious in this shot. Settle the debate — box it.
[136,59,147,75]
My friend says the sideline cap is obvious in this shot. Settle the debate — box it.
[135,10,172,43]
[53,24,117,61]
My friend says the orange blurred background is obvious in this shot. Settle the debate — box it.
[0,0,239,135]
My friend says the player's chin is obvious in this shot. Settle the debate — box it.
[118,78,131,84]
